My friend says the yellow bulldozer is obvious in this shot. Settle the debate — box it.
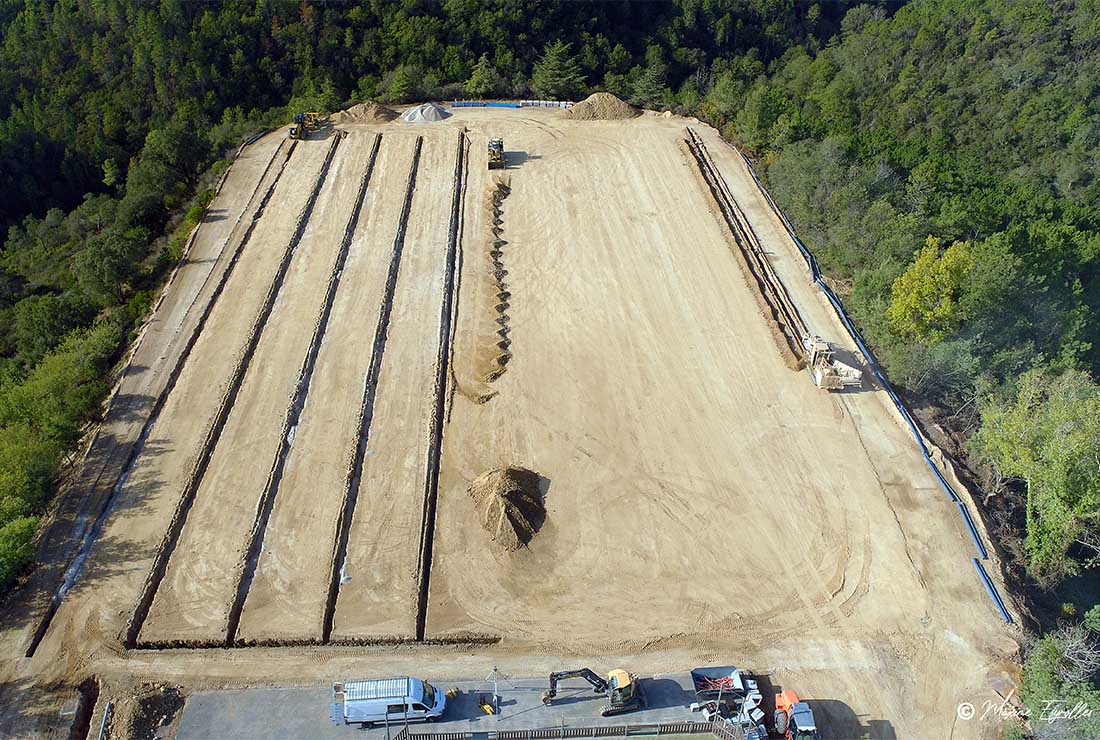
[289,112,323,140]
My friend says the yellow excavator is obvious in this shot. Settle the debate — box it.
[542,668,645,716]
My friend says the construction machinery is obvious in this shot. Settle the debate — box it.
[542,668,645,716]
[289,112,324,140]
[804,337,863,390]
[774,690,820,740]
[488,138,505,169]
[683,127,862,393]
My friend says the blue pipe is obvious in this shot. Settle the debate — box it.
[973,558,1014,624]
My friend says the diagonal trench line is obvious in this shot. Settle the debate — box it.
[125,135,342,648]
[321,136,424,643]
[24,138,296,659]
[225,133,383,646]
[685,130,807,355]
[414,129,468,640]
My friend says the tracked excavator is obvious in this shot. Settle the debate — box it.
[542,668,645,716]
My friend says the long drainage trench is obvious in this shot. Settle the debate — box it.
[126,135,341,649]
[25,139,296,658]
[225,133,383,646]
[414,129,468,641]
[321,136,424,644]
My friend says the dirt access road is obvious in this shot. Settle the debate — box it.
[0,107,1017,740]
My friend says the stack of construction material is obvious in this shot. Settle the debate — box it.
[400,103,451,123]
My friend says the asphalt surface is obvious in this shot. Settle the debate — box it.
[177,673,710,740]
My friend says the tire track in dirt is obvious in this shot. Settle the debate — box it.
[415,129,468,640]
[25,138,295,658]
[225,133,382,647]
[321,137,423,644]
[127,135,341,649]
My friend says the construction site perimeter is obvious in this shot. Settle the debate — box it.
[0,105,1019,740]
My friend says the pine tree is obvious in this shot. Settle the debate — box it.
[530,41,585,100]
[465,54,499,99]
[630,63,670,107]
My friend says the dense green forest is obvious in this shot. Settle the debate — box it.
[1,0,1098,731]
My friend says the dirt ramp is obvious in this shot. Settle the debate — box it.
[563,92,640,120]
[469,467,545,551]
[331,102,398,124]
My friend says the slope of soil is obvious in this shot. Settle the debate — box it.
[563,92,639,120]
[140,138,364,645]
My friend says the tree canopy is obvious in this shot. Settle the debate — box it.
[972,370,1100,584]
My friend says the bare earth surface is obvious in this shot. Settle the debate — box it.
[141,136,367,644]
[236,133,406,643]
[0,109,1018,740]
[331,131,458,642]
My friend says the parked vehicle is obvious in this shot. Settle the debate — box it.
[331,677,446,728]
[689,666,767,740]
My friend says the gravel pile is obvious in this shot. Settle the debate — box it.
[401,103,451,123]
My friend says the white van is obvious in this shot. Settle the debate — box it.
[331,677,447,728]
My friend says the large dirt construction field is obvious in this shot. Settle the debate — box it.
[0,108,1018,740]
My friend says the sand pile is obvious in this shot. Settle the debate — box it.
[563,92,640,121]
[331,102,398,124]
[469,467,545,551]
[401,103,451,123]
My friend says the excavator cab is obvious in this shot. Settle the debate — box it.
[606,669,636,707]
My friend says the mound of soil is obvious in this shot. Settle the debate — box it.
[401,102,451,122]
[563,92,640,121]
[331,102,398,124]
[469,467,545,551]
[107,683,184,739]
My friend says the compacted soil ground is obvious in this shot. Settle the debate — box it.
[0,108,1018,740]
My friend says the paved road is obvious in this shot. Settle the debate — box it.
[177,674,708,740]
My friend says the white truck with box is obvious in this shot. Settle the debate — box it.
[331,677,446,728]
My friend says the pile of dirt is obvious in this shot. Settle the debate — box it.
[106,683,184,740]
[401,103,451,123]
[563,92,640,121]
[331,102,398,124]
[482,178,513,383]
[468,467,545,551]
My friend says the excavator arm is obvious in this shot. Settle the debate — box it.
[542,669,608,704]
